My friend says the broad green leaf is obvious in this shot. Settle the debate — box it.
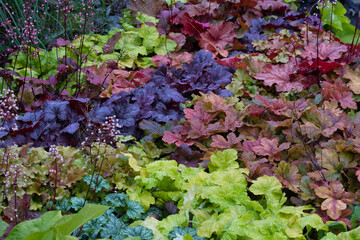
[138,24,160,50]
[0,218,9,236]
[53,204,110,235]
[7,211,62,240]
[157,214,187,236]
[154,36,177,55]
[208,149,239,172]
[249,175,286,210]
[126,200,145,219]
[197,213,220,238]
[136,13,159,24]
[337,226,360,239]
[301,214,328,231]
[126,153,141,172]
[320,1,349,31]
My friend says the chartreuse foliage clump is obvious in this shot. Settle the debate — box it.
[6,21,176,80]
[129,149,352,239]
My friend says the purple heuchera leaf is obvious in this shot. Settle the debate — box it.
[157,86,185,103]
[43,101,70,122]
[89,104,112,122]
[113,103,140,127]
[60,123,80,134]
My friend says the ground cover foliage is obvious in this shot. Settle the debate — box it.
[1,0,360,239]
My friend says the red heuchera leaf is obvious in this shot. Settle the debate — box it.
[184,102,215,124]
[299,60,342,74]
[199,21,238,57]
[215,57,242,67]
[83,63,110,86]
[315,208,353,229]
[321,79,357,109]
[223,109,244,131]
[168,32,187,51]
[163,125,193,147]
[245,138,290,161]
[313,180,355,220]
[152,52,193,68]
[173,12,210,40]
[257,0,289,12]
[255,58,304,92]
[255,95,288,115]
[302,42,348,61]
[183,1,219,17]
[210,132,243,150]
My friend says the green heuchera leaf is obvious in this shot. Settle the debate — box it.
[100,216,126,240]
[71,197,86,211]
[123,225,154,240]
[154,35,177,55]
[157,214,188,237]
[126,200,145,219]
[136,13,159,25]
[138,24,160,49]
[249,175,286,211]
[337,226,360,239]
[169,227,204,240]
[301,214,328,231]
[83,175,111,192]
[56,198,72,212]
[208,149,239,172]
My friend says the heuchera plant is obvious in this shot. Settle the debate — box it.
[1,0,360,238]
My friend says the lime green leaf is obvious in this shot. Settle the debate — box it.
[208,149,239,172]
[197,213,220,238]
[127,187,155,210]
[301,214,328,231]
[249,175,286,210]
[337,226,360,239]
[138,24,160,50]
[154,36,177,55]
[157,213,188,236]
[136,13,159,24]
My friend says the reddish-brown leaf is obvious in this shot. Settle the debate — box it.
[255,58,304,92]
[313,180,355,220]
[199,21,238,57]
[321,79,357,109]
[247,138,290,161]
[163,126,193,147]
[302,41,348,61]
[210,132,243,150]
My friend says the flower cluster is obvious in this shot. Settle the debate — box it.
[1,146,27,198]
[81,116,122,148]
[0,0,47,56]
[0,89,18,132]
